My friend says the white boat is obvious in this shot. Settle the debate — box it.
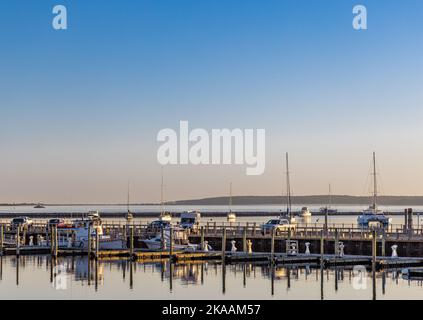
[139,227,199,251]
[300,207,312,217]
[53,211,126,250]
[180,211,201,229]
[357,153,392,227]
[227,211,237,223]
[159,211,172,222]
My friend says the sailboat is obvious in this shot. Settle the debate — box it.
[282,153,296,223]
[320,184,338,214]
[125,182,133,222]
[357,152,391,227]
[227,182,237,223]
[158,167,172,222]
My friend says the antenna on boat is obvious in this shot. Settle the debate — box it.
[285,152,292,220]
[372,151,378,211]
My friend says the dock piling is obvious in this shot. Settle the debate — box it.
[130,225,134,256]
[87,226,92,259]
[0,224,3,256]
[200,226,205,251]
[221,227,226,261]
[16,225,20,256]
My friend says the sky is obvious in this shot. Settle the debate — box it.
[0,0,423,203]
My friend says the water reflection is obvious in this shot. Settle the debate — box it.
[0,255,423,299]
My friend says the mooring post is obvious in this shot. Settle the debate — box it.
[161,227,165,250]
[320,230,324,300]
[404,209,408,233]
[242,226,247,253]
[0,224,3,256]
[381,230,386,257]
[95,228,99,260]
[130,225,134,256]
[169,227,174,257]
[372,229,377,300]
[200,226,205,251]
[54,225,58,258]
[87,226,92,259]
[16,225,20,256]
[50,226,54,255]
[221,227,227,261]
[270,228,275,261]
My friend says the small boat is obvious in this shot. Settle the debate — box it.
[300,207,312,217]
[180,211,201,229]
[357,153,391,227]
[34,204,45,209]
[319,184,338,214]
[125,210,133,222]
[159,211,172,222]
[227,211,236,223]
[52,211,126,250]
[139,227,199,251]
[319,207,338,214]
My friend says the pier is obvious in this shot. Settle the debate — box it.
[1,219,423,269]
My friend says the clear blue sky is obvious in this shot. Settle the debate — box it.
[1,0,423,203]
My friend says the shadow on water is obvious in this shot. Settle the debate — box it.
[0,255,422,299]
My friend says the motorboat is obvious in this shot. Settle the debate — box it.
[180,211,201,229]
[49,211,126,250]
[139,227,199,252]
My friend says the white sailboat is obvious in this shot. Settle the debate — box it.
[320,183,338,214]
[125,182,134,222]
[357,152,391,227]
[227,182,237,223]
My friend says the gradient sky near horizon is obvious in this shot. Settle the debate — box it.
[1,0,423,203]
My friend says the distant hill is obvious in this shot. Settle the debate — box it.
[166,195,423,206]
[2,195,423,206]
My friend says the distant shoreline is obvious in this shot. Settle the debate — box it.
[4,195,423,206]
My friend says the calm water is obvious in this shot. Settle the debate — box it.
[0,255,422,300]
[2,205,423,228]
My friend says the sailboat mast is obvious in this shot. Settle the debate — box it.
[372,152,377,210]
[285,153,292,219]
[328,183,332,210]
[127,181,130,213]
[160,166,164,213]
[229,182,232,212]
